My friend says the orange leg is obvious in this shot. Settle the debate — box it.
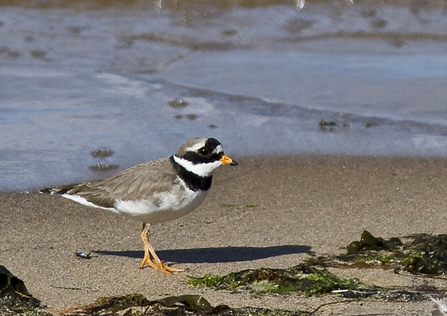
[139,223,185,274]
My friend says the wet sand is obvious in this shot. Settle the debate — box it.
[1,154,447,315]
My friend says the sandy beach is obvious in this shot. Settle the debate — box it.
[1,154,447,315]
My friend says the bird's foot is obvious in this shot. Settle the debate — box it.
[139,257,185,274]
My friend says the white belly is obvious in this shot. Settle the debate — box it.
[113,188,209,224]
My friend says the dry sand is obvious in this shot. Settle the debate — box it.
[1,154,447,315]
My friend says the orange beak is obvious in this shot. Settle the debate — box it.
[220,155,238,166]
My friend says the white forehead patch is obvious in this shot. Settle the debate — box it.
[185,140,207,152]
[173,155,223,177]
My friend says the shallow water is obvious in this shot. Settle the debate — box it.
[1,0,447,190]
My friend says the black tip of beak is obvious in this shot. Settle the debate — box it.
[230,160,238,166]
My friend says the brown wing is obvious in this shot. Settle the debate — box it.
[45,157,177,208]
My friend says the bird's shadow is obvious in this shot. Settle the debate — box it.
[94,245,312,264]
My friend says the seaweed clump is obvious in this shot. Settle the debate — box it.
[346,230,403,254]
[62,293,306,316]
[0,265,51,316]
[187,264,427,301]
[188,264,361,296]
[404,234,447,275]
[341,231,447,275]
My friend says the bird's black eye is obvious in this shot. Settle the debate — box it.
[198,147,210,156]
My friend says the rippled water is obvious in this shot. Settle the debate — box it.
[1,0,446,190]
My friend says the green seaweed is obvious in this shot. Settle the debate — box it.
[88,294,215,314]
[0,265,50,316]
[302,268,360,296]
[94,293,149,313]
[188,263,428,302]
[188,231,446,302]
[0,265,30,297]
[249,280,296,294]
[346,230,403,254]
[403,234,447,274]
[341,231,447,275]
[189,265,361,297]
[352,253,401,264]
[188,273,222,287]
[0,295,52,316]
[68,293,307,316]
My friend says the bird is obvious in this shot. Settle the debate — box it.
[40,137,238,274]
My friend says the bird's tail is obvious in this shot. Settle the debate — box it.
[39,185,75,195]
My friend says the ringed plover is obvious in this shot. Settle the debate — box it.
[40,137,237,274]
